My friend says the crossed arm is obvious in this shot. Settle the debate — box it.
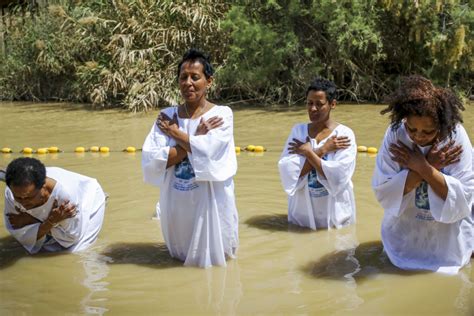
[389,140,462,199]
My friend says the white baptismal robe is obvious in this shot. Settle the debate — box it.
[278,123,357,230]
[142,105,239,268]
[4,167,106,254]
[372,123,474,274]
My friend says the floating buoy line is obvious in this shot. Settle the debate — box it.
[1,145,380,156]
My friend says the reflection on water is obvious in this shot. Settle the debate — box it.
[0,102,473,314]
[79,249,110,315]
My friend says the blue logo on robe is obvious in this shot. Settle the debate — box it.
[173,157,198,191]
[415,181,430,210]
[308,170,328,198]
[174,157,195,180]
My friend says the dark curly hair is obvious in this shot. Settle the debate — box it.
[306,78,337,101]
[5,157,46,189]
[381,75,464,141]
[177,48,214,81]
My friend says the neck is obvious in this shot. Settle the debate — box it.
[309,119,334,134]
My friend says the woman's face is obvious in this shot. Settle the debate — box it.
[10,182,46,210]
[178,61,212,105]
[405,115,439,146]
[306,90,335,124]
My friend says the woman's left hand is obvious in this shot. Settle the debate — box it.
[156,112,179,136]
[288,137,313,157]
[195,116,223,136]
[389,141,429,173]
[7,208,40,229]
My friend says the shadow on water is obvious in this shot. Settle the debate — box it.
[0,236,26,269]
[302,240,428,283]
[245,213,314,234]
[101,242,183,269]
[0,235,69,269]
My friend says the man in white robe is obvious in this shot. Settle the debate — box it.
[3,159,106,254]
[372,123,474,273]
[142,105,239,268]
[278,124,357,229]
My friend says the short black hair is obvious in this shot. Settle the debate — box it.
[177,48,214,81]
[306,78,337,101]
[5,157,46,189]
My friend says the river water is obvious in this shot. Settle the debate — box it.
[0,102,473,315]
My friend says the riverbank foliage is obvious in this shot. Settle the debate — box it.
[0,0,472,110]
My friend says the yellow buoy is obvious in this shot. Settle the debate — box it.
[235,146,241,154]
[254,145,265,153]
[75,146,86,153]
[48,146,60,153]
[125,146,136,153]
[37,148,48,154]
[99,146,110,153]
[246,145,256,152]
[1,148,12,153]
[367,147,378,154]
[357,145,368,152]
[22,147,33,154]
[90,146,100,152]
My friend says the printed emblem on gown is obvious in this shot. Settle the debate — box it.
[415,181,433,220]
[173,157,198,191]
[308,169,329,198]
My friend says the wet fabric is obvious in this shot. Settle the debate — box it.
[372,123,474,274]
[4,167,106,253]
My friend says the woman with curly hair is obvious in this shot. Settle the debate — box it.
[372,75,473,273]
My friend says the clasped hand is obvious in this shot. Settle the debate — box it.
[156,112,223,137]
[7,207,39,229]
[46,200,77,226]
[288,135,350,156]
[389,139,462,172]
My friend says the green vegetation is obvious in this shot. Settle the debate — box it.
[0,0,472,111]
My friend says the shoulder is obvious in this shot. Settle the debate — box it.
[159,106,178,116]
[334,124,355,138]
[212,105,233,116]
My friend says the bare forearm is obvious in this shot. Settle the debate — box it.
[404,170,423,195]
[37,220,54,240]
[169,129,191,153]
[299,147,326,178]
[166,146,187,168]
[304,150,326,179]
[419,165,448,200]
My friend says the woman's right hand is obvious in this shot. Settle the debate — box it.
[195,116,223,136]
[321,135,351,155]
[47,200,77,226]
[426,139,463,170]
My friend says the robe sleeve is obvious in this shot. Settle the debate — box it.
[317,127,357,196]
[187,106,237,181]
[427,125,474,223]
[278,124,307,196]
[141,117,173,187]
[3,190,45,254]
[50,216,82,249]
[372,127,410,217]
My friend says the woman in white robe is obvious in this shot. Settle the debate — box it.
[4,158,106,254]
[278,78,357,230]
[372,75,473,274]
[142,49,238,268]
